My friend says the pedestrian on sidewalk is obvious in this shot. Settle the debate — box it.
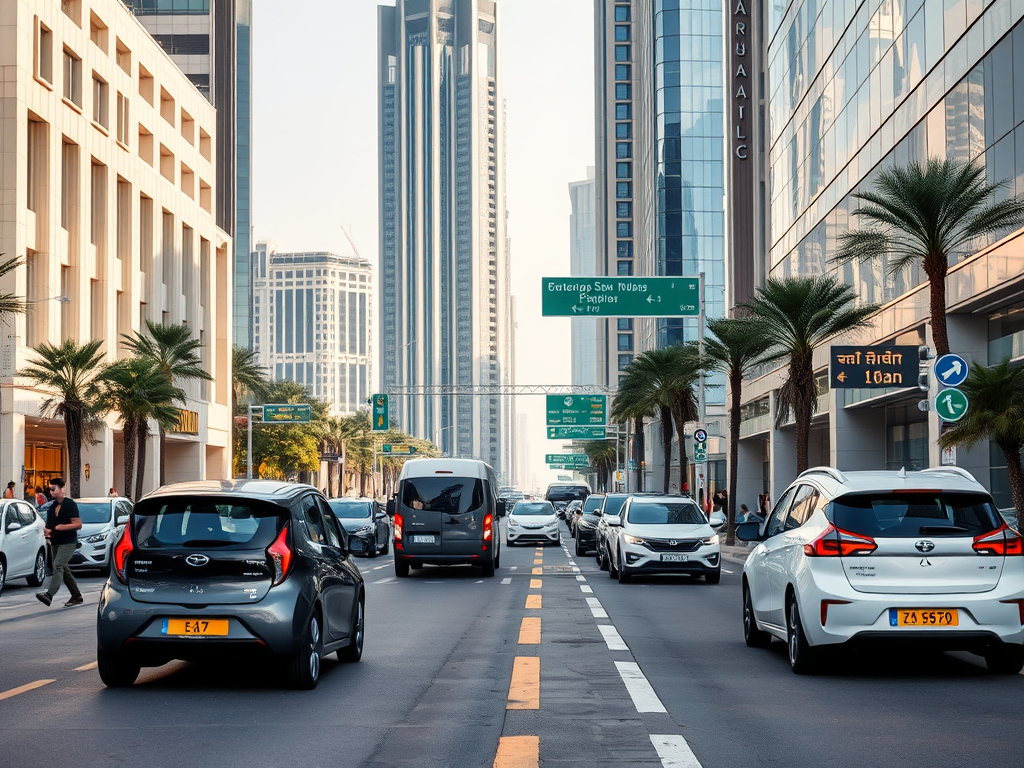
[3,481,14,498]
[37,477,84,608]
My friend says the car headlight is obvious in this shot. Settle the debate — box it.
[702,534,720,545]
[83,532,109,545]
[622,534,646,546]
[353,525,374,535]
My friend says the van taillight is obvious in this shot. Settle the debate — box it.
[394,513,404,541]
[483,513,493,541]
[267,524,293,586]
[804,524,876,557]
[113,524,134,584]
[973,524,1023,556]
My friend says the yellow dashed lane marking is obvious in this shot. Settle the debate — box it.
[525,594,542,609]
[74,661,98,672]
[529,578,542,589]
[531,567,542,575]
[533,558,543,564]
[507,656,540,709]
[493,735,540,768]
[518,616,541,644]
[0,679,55,701]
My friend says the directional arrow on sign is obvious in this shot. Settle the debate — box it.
[940,360,963,381]
[836,372,847,383]
[646,295,655,304]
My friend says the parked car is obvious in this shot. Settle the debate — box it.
[507,501,560,546]
[737,467,1024,675]
[545,482,590,519]
[0,500,47,594]
[559,499,582,524]
[605,495,721,584]
[573,495,606,556]
[328,498,391,557]
[96,480,365,689]
[69,497,134,575]
[596,494,631,570]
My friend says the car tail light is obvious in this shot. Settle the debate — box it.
[267,524,293,586]
[820,599,851,626]
[113,524,133,585]
[394,513,404,541]
[804,524,877,557]
[483,513,493,541]
[1000,599,1024,624]
[973,524,1023,556]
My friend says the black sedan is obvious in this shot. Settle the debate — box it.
[328,498,391,557]
[572,494,606,556]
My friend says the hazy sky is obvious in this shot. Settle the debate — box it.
[252,0,596,489]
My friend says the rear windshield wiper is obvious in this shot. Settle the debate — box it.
[918,525,969,535]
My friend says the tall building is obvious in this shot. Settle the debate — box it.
[733,0,1024,507]
[252,240,373,416]
[3,0,234,493]
[121,0,254,349]
[569,168,599,387]
[378,0,512,476]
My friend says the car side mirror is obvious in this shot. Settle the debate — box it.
[496,499,507,518]
[116,515,130,526]
[386,498,396,516]
[711,519,726,532]
[6,521,22,533]
[735,521,762,542]
[606,515,621,527]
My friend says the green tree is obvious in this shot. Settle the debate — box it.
[19,340,106,498]
[938,358,1024,516]
[611,379,654,493]
[741,276,878,474]
[0,255,28,319]
[232,345,270,412]
[121,321,212,486]
[584,440,617,491]
[701,318,764,545]
[243,380,329,482]
[835,159,1024,358]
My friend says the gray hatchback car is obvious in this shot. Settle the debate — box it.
[96,480,365,689]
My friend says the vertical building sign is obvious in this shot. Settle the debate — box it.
[726,0,757,310]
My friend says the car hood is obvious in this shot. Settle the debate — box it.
[510,515,557,526]
[338,518,375,532]
[625,523,715,539]
[79,521,112,537]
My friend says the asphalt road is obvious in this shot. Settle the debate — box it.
[0,522,1020,768]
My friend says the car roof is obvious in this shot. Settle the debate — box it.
[791,467,988,497]
[75,497,123,503]
[399,458,493,479]
[328,497,375,503]
[141,480,317,502]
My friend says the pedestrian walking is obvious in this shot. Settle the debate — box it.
[34,485,46,508]
[36,477,84,608]
[108,487,118,498]
[3,481,14,498]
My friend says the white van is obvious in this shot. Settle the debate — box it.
[387,458,503,577]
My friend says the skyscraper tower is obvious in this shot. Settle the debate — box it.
[378,0,511,476]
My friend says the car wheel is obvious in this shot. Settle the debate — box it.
[984,645,1024,674]
[575,537,586,557]
[608,548,619,578]
[786,597,819,674]
[0,557,6,595]
[704,567,721,585]
[381,536,390,556]
[599,546,609,571]
[743,584,772,648]
[494,547,501,569]
[617,550,632,583]
[481,555,496,577]
[338,596,364,663]
[395,558,410,578]
[285,612,323,689]
[97,649,140,688]
[366,538,378,559]
[26,550,46,587]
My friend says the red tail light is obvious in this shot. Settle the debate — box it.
[267,524,293,586]
[820,599,851,626]
[804,524,877,557]
[973,524,1023,556]
[394,513,404,541]
[113,523,134,585]
[483,513,493,541]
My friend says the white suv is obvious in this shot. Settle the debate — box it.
[737,467,1024,674]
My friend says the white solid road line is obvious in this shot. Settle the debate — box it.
[615,662,667,713]
[580,585,593,594]
[650,735,703,768]
[373,577,395,585]
[501,577,512,584]
[598,624,629,651]
[585,597,608,618]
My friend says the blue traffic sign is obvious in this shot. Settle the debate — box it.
[934,354,968,388]
[694,428,708,443]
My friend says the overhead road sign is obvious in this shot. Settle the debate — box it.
[934,354,969,388]
[381,444,416,456]
[541,277,700,318]
[548,464,593,471]
[371,393,389,432]
[935,388,969,422]
[546,395,607,426]
[547,426,606,440]
[830,346,919,388]
[262,404,312,423]
[545,453,589,467]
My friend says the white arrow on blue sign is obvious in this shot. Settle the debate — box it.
[934,354,969,388]
[694,428,708,443]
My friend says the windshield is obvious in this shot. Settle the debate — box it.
[402,477,485,515]
[831,493,1002,537]
[546,486,588,502]
[133,497,284,549]
[328,500,373,519]
[76,502,112,524]
[512,502,555,516]
[583,496,605,514]
[627,501,707,525]
[603,495,629,516]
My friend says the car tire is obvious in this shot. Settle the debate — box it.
[481,555,496,578]
[599,547,609,571]
[395,558,410,578]
[494,547,501,569]
[381,537,390,556]
[705,567,722,585]
[97,649,141,688]
[337,596,364,663]
[0,557,6,595]
[786,597,819,675]
[285,612,323,690]
[608,549,619,579]
[617,551,632,583]
[984,645,1024,674]
[26,550,46,587]
[575,537,586,557]
[743,584,772,648]
[366,539,378,559]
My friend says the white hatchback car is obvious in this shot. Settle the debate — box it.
[0,500,47,594]
[737,467,1024,674]
[506,501,560,546]
[606,495,721,583]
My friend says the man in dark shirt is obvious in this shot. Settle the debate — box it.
[37,477,84,607]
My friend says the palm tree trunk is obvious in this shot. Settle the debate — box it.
[136,425,148,501]
[927,262,950,358]
[659,405,672,495]
[672,405,689,496]
[726,368,743,546]
[633,416,645,492]
[66,412,83,498]
[158,425,166,487]
[999,440,1024,518]
[122,419,137,500]
[792,354,814,474]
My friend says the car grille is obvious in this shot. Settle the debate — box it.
[520,524,545,530]
[644,539,701,553]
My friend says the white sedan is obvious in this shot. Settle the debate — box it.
[0,500,47,594]
[506,501,560,546]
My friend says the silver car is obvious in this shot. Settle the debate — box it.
[69,497,134,575]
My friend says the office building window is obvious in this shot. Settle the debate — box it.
[616,221,632,238]
[615,103,631,120]
[615,64,630,81]
[618,318,634,331]
[616,141,632,158]
[615,83,631,100]
[617,260,634,275]
[616,123,632,139]
[617,202,632,218]
[92,74,108,128]
[35,19,53,84]
[618,354,634,371]
[62,48,82,106]
[616,241,633,258]
[615,45,630,62]
[615,6,631,21]
[616,182,632,198]
[615,162,631,179]
[615,25,630,41]
[116,92,129,145]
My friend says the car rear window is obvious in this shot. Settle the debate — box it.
[329,500,373,519]
[830,493,1002,538]
[133,497,285,549]
[583,496,605,514]
[627,501,706,525]
[603,495,629,516]
[547,486,588,502]
[402,477,485,515]
[513,502,555,516]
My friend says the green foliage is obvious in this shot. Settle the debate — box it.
[0,254,28,319]
[938,359,1024,453]
[232,345,270,410]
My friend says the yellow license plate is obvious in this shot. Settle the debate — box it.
[889,609,959,627]
[161,618,229,636]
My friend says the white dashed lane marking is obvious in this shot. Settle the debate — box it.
[650,735,703,767]
[373,578,395,585]
[615,662,667,713]
[585,597,608,619]
[501,577,512,585]
[575,575,586,582]
[597,624,628,651]
[722,569,735,574]
[580,585,593,594]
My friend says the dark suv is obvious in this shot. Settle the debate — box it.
[96,480,365,690]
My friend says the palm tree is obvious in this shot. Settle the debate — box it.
[741,276,879,475]
[99,359,184,499]
[232,345,270,412]
[19,340,106,498]
[0,254,28,319]
[611,380,652,493]
[701,318,764,545]
[121,321,212,486]
[938,358,1024,517]
[584,440,617,491]
[835,159,1024,358]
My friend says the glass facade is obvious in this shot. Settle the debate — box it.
[235,0,252,348]
[123,0,210,14]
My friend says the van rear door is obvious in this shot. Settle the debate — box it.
[400,474,487,556]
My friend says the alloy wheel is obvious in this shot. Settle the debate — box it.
[0,559,6,594]
[309,616,321,681]
[35,553,45,583]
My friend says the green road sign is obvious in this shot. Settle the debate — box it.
[381,444,416,456]
[371,393,389,432]
[541,277,700,317]
[545,453,589,467]
[547,426,606,440]
[935,388,969,422]
[262,404,311,423]
[546,395,607,426]
[548,464,593,471]
[693,439,708,463]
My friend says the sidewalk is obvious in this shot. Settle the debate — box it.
[720,542,752,566]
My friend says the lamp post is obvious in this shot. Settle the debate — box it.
[434,424,456,456]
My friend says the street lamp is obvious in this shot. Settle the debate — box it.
[434,424,456,455]
[26,295,71,305]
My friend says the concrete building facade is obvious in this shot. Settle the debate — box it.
[252,240,373,417]
[569,167,599,387]
[1,0,233,496]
